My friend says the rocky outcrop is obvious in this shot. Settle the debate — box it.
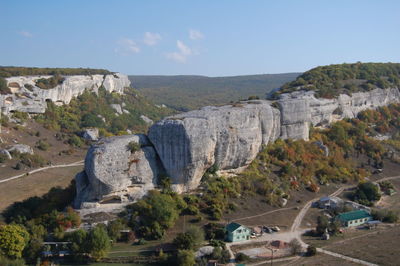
[278,88,400,140]
[74,134,164,209]
[148,101,281,192]
[82,128,99,141]
[75,87,400,208]
[0,73,130,114]
[8,144,34,155]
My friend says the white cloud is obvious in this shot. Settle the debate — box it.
[115,38,140,55]
[166,40,193,63]
[19,31,33,38]
[189,29,204,40]
[143,32,162,46]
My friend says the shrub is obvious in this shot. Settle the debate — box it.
[307,245,317,256]
[68,135,84,147]
[35,75,65,90]
[36,139,51,151]
[127,141,141,153]
[289,239,302,255]
[0,77,11,94]
[0,154,9,163]
[235,252,250,262]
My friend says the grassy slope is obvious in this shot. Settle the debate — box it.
[129,73,300,111]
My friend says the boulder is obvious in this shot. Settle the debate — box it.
[82,128,99,141]
[8,144,34,155]
[0,149,12,160]
[140,115,154,125]
[74,134,164,208]
[110,104,123,115]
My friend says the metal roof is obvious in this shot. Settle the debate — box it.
[337,210,371,222]
[226,222,246,232]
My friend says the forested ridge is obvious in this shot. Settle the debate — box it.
[276,62,400,98]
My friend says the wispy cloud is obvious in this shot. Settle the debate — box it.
[115,38,140,55]
[166,40,193,63]
[143,32,162,46]
[19,31,33,38]
[189,29,204,40]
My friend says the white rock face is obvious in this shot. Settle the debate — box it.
[75,87,400,207]
[148,101,281,192]
[0,73,130,114]
[82,128,99,141]
[279,88,400,140]
[74,134,164,208]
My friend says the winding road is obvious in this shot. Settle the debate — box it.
[0,160,84,184]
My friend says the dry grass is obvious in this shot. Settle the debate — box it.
[325,225,400,266]
[288,253,359,266]
[0,165,82,212]
[0,120,86,180]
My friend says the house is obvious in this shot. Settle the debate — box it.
[336,210,372,227]
[318,196,341,209]
[225,222,251,242]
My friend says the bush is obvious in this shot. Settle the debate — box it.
[127,141,141,153]
[176,249,195,266]
[289,239,302,255]
[307,245,317,256]
[0,153,9,163]
[19,154,47,168]
[35,75,65,90]
[235,252,250,262]
[68,135,84,147]
[0,77,11,94]
[36,139,51,151]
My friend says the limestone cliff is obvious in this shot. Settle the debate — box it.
[0,73,130,114]
[148,101,280,192]
[75,87,400,209]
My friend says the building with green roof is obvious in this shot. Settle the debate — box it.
[225,222,251,242]
[336,210,372,227]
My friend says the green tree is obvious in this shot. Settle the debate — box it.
[130,190,180,239]
[173,226,205,251]
[354,182,381,205]
[176,249,195,266]
[107,219,125,241]
[66,229,88,255]
[316,215,329,236]
[0,224,30,259]
[86,225,111,260]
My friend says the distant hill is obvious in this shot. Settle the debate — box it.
[129,73,300,111]
[276,62,400,99]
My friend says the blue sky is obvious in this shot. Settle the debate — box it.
[1,0,399,76]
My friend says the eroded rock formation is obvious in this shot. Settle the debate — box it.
[76,87,400,209]
[0,73,130,114]
[74,134,164,208]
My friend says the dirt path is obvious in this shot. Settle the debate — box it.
[232,207,293,223]
[0,160,84,184]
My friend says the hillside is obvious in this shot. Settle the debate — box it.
[129,73,300,111]
[276,62,400,99]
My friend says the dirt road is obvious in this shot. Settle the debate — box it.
[0,160,84,184]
